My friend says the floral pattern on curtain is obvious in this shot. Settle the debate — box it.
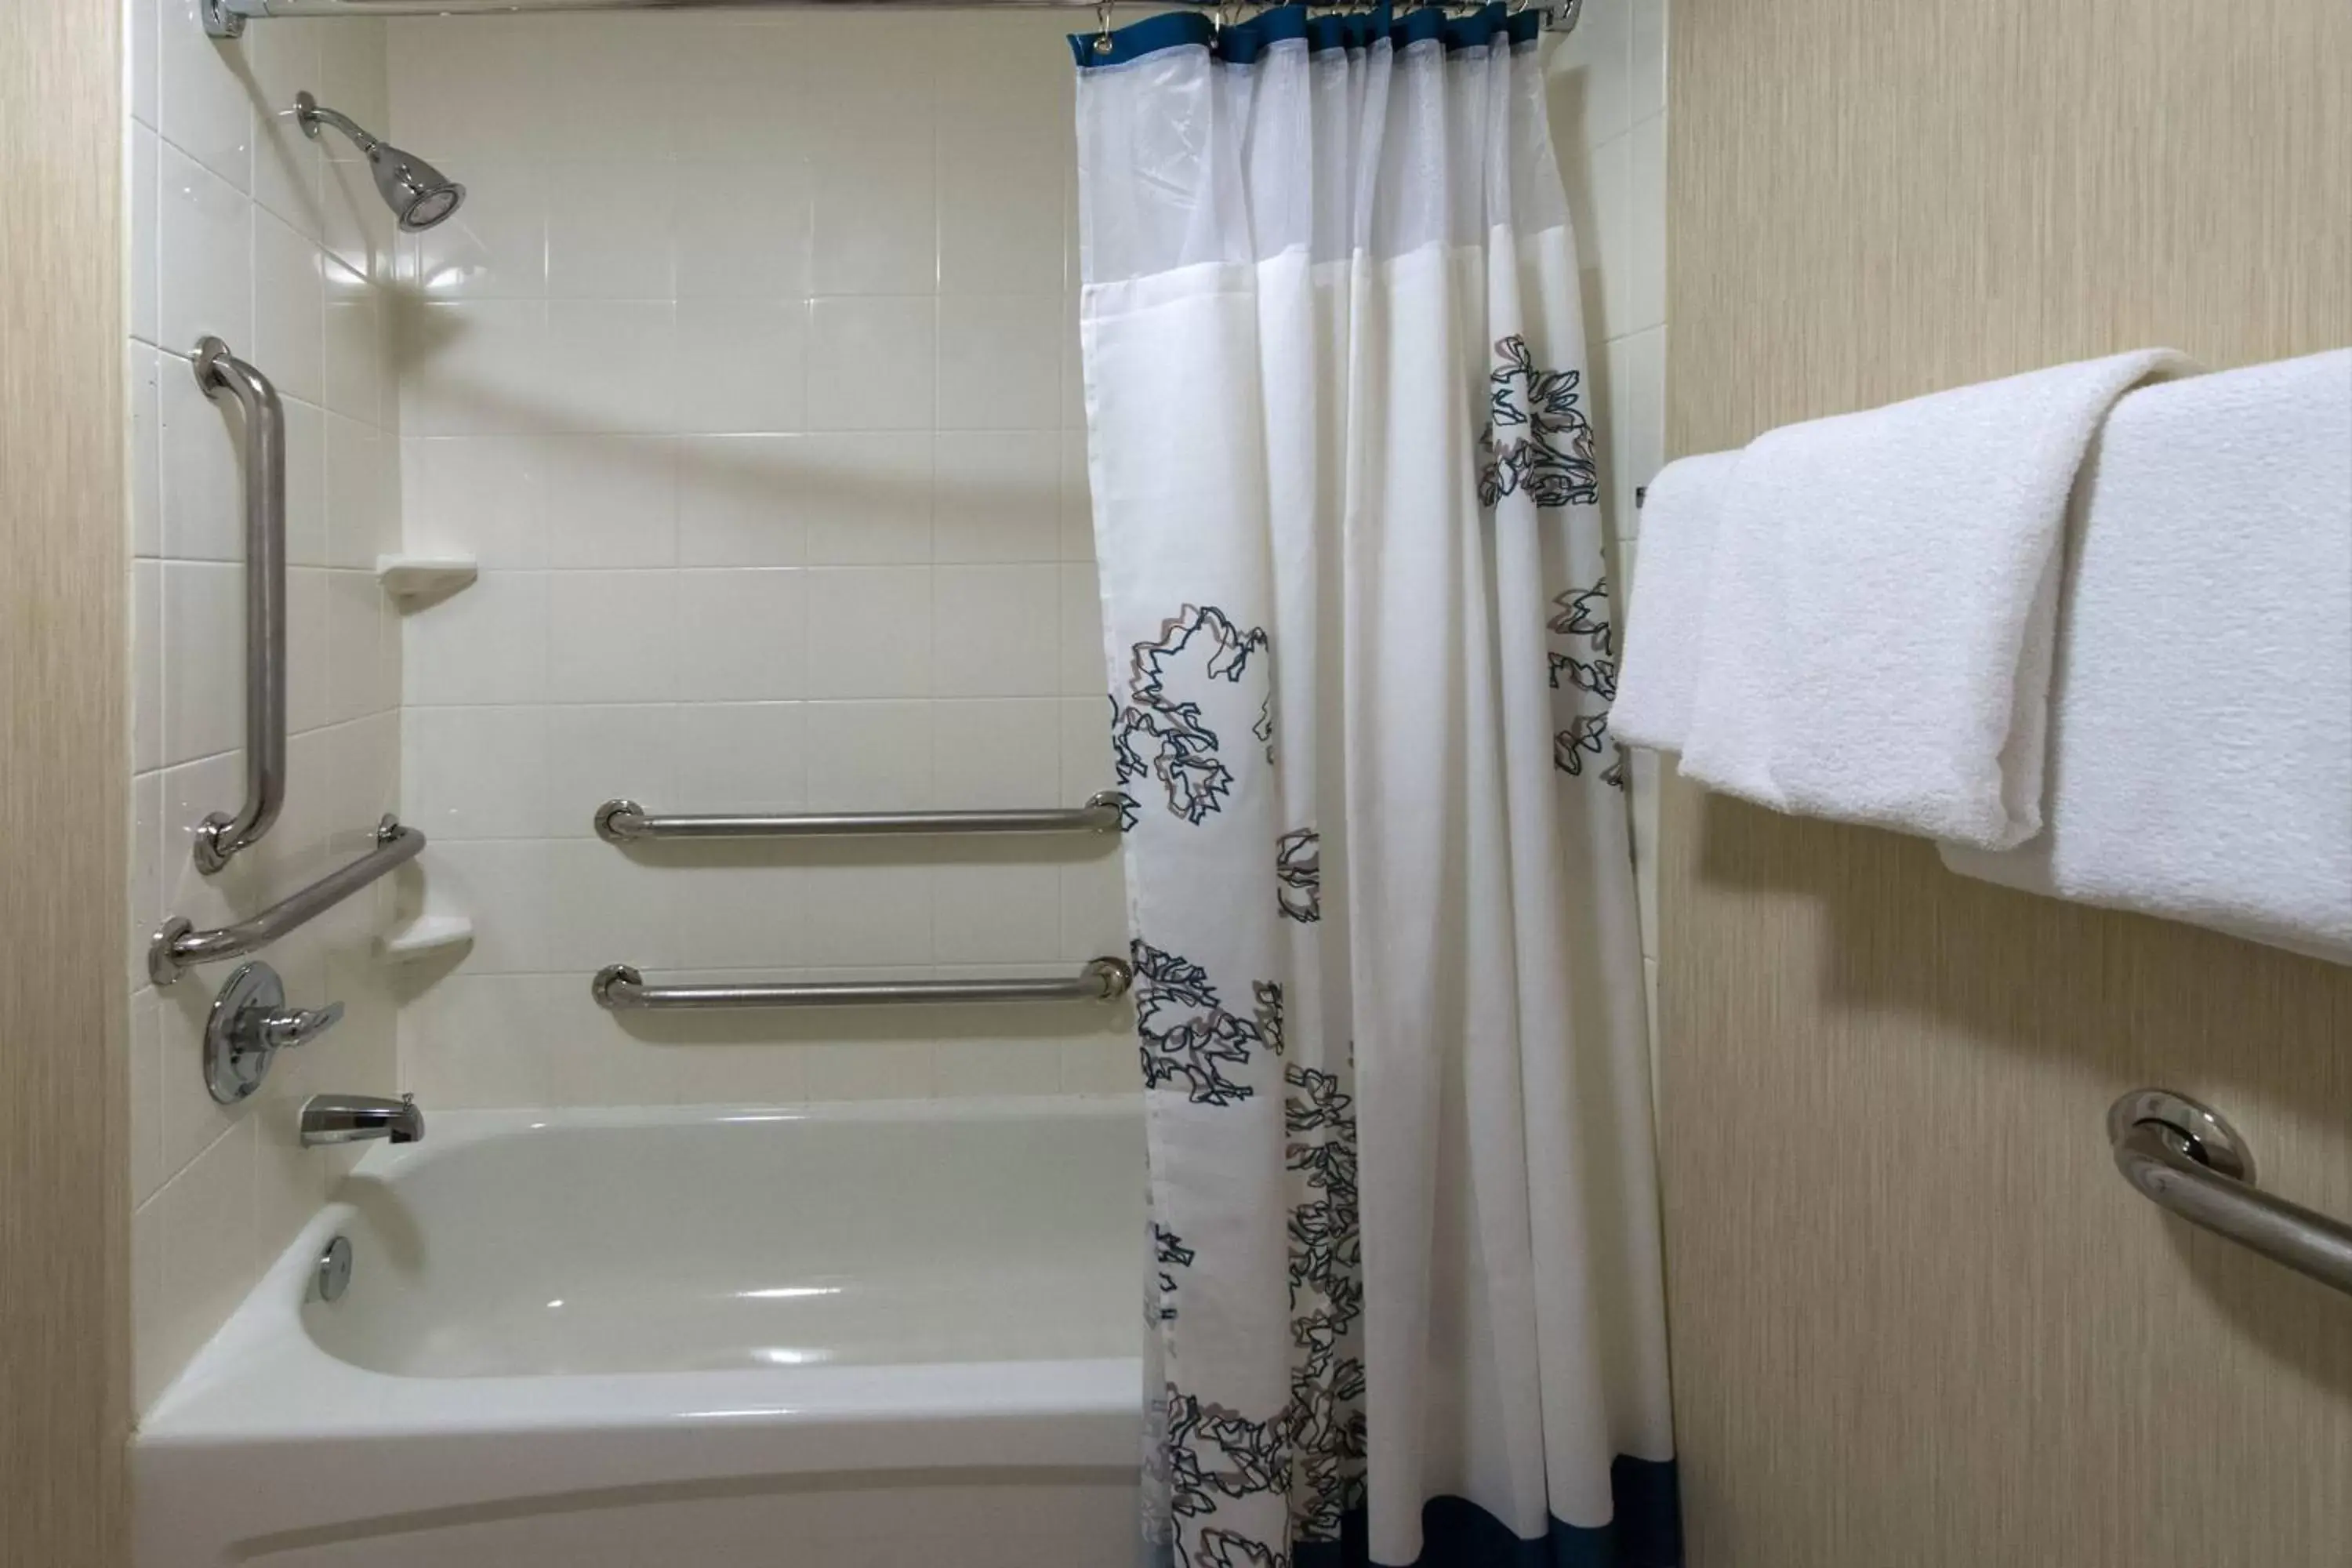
[1071,7,1682,1566]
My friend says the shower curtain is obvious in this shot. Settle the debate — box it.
[1071,6,1679,1566]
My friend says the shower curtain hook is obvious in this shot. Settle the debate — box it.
[1094,0,1115,53]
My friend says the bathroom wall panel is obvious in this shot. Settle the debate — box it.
[2,0,130,1558]
[1658,1,2352,1562]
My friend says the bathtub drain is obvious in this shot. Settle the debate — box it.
[314,1235,354,1303]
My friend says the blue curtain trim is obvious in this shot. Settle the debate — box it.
[1071,2,1539,69]
[1294,1460,1685,1568]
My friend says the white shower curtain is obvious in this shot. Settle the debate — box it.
[1072,5,1679,1566]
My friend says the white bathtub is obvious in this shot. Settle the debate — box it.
[134,1097,1147,1567]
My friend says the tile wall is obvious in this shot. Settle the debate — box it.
[125,0,405,1409]
[384,11,1134,1108]
[1547,0,1670,1020]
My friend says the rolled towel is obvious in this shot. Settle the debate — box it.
[1941,349,2352,966]
[1679,348,2191,850]
[1610,448,1743,754]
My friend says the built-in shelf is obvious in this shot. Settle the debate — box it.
[376,913,474,963]
[376,554,477,606]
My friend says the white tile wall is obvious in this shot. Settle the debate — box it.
[1546,0,1669,997]
[387,11,1133,1110]
[126,0,405,1413]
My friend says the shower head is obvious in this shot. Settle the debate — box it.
[292,90,466,231]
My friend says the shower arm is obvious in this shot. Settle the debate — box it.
[293,95,383,158]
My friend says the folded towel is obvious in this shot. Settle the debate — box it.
[1941,350,2352,966]
[1677,348,2191,850]
[1610,449,1743,753]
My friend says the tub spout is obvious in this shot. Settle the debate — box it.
[300,1093,425,1148]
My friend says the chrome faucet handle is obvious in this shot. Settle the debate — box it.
[205,962,347,1105]
[261,1000,344,1051]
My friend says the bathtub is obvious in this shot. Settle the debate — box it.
[134,1097,1146,1567]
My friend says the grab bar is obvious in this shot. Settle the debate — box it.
[591,956,1134,1011]
[594,792,1127,844]
[2107,1087,2352,1297]
[150,818,426,985]
[188,338,289,873]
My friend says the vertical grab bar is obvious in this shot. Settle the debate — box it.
[189,337,288,873]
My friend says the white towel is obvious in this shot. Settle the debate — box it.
[1942,350,2352,966]
[1610,448,1742,753]
[1678,349,2191,850]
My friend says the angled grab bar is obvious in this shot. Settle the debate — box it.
[188,338,289,874]
[150,818,426,985]
[2107,1088,2352,1297]
[595,792,1127,844]
[592,956,1134,1011]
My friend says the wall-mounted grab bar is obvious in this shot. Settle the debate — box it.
[594,792,1127,844]
[592,956,1134,1011]
[150,818,426,985]
[188,338,289,874]
[2107,1087,2352,1297]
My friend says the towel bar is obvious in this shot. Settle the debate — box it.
[591,957,1134,1011]
[594,793,1127,844]
[2108,1088,2352,1297]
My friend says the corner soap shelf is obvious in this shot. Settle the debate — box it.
[377,913,474,963]
[376,554,477,607]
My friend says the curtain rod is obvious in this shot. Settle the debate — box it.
[204,0,1576,37]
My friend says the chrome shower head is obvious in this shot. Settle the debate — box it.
[293,90,466,232]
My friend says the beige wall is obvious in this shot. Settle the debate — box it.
[2,0,130,1559]
[125,0,404,1413]
[1657,1,2352,1563]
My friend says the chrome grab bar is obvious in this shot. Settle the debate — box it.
[2107,1087,2352,1297]
[595,792,1127,844]
[188,338,289,874]
[150,818,426,985]
[592,956,1134,1011]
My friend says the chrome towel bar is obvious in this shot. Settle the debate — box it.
[594,792,1127,844]
[2107,1087,2352,1297]
[592,956,1134,1011]
[188,338,289,874]
[150,818,426,985]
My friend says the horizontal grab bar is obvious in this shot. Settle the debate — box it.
[595,792,1127,844]
[591,956,1134,1011]
[2107,1087,2352,1297]
[149,818,426,985]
